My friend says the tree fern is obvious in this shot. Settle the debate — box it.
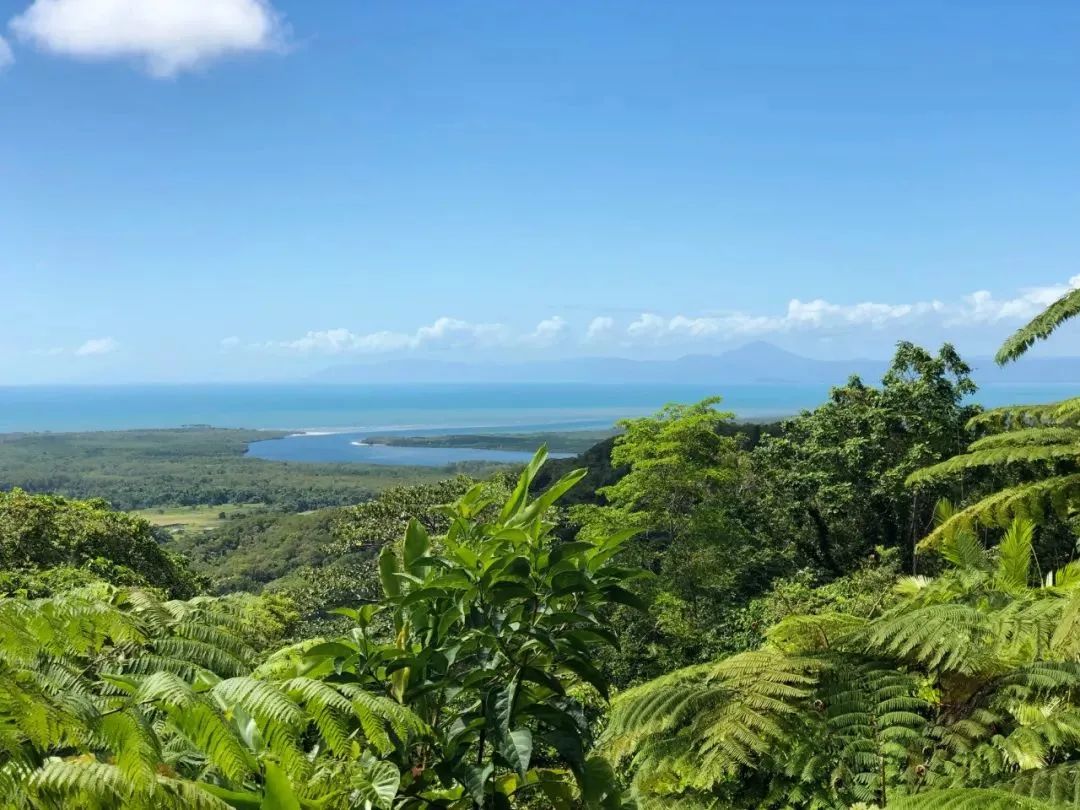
[910,287,1080,553]
[607,519,1080,808]
[996,286,1080,364]
[892,788,1062,809]
[0,586,415,808]
[914,476,1080,550]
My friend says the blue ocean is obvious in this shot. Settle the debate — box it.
[0,382,1075,466]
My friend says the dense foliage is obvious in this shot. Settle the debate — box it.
[601,295,1080,808]
[752,342,978,574]
[0,449,638,809]
[0,489,201,598]
[606,517,1080,808]
[163,507,344,594]
[0,428,465,510]
[569,344,982,686]
[4,288,1080,807]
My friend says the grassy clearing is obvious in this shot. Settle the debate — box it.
[133,503,264,534]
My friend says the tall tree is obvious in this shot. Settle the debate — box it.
[754,342,977,573]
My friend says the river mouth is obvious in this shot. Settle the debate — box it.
[245,430,576,466]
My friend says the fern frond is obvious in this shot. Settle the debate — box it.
[335,683,429,752]
[892,788,1061,809]
[995,519,1034,592]
[997,286,1080,364]
[970,426,1080,450]
[967,399,1080,432]
[28,758,233,810]
[604,651,821,794]
[907,444,1080,485]
[1009,761,1080,805]
[857,603,990,674]
[918,475,1080,550]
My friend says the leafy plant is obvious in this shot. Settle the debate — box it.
[604,517,1080,808]
[302,446,642,808]
[0,584,417,809]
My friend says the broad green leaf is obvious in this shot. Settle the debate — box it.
[352,759,401,810]
[550,541,596,566]
[378,546,401,599]
[403,519,430,571]
[560,655,609,699]
[509,728,533,775]
[601,585,647,611]
[260,761,301,810]
[464,763,495,805]
[303,641,358,661]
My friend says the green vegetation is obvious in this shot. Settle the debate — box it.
[0,488,201,598]
[606,517,1080,808]
[5,287,1080,807]
[0,427,457,510]
[365,431,618,454]
[162,507,343,594]
[0,451,634,808]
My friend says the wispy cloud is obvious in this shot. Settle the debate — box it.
[8,0,285,77]
[0,34,13,68]
[74,337,118,356]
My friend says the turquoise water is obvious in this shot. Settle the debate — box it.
[0,382,829,434]
[1,380,1077,468]
[0,382,1076,435]
[246,431,576,466]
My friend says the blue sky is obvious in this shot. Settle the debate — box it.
[2,0,1080,382]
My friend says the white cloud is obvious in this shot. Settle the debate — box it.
[784,298,946,328]
[250,275,1080,356]
[74,337,118,356]
[266,316,575,355]
[269,318,509,355]
[620,275,1079,346]
[951,274,1080,325]
[523,316,568,348]
[0,34,13,67]
[9,0,284,77]
[219,336,241,350]
[585,316,615,343]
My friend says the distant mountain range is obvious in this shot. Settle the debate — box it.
[310,341,1080,387]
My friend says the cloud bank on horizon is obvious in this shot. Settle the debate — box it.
[208,276,1080,358]
[3,0,284,76]
[224,275,1080,358]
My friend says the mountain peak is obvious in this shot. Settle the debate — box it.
[720,341,802,359]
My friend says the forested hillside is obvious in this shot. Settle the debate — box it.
[3,290,1080,808]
